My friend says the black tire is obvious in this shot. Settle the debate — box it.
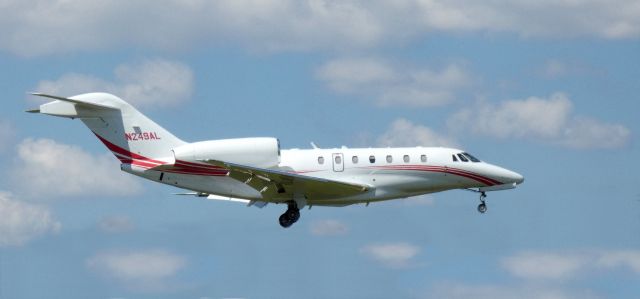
[279,214,293,228]
[477,203,487,214]
[287,209,300,223]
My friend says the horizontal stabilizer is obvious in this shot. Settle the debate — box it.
[31,93,118,110]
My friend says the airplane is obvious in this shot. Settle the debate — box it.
[27,92,524,228]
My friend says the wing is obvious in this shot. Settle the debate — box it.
[200,159,371,201]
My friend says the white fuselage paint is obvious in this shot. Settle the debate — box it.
[124,146,523,207]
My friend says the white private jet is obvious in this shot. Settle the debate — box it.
[28,92,524,228]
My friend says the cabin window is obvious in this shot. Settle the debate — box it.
[318,156,325,164]
[369,155,376,163]
[457,153,469,162]
[335,155,342,164]
[421,154,427,162]
[352,156,358,164]
[463,152,481,162]
[452,154,458,162]
[403,155,410,163]
[386,155,393,163]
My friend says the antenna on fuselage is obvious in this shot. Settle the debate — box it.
[310,142,319,149]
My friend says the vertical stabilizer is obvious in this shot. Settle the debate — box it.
[33,92,186,161]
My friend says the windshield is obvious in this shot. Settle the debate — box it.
[462,152,481,162]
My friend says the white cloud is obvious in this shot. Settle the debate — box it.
[501,252,590,280]
[448,93,630,149]
[317,58,472,107]
[310,219,348,236]
[360,242,420,268]
[414,0,640,39]
[378,118,458,147]
[501,250,640,281]
[13,138,142,198]
[596,250,640,273]
[0,191,60,247]
[425,283,603,299]
[1,1,639,56]
[99,215,134,234]
[87,249,186,292]
[34,59,194,108]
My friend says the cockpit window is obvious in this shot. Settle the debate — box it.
[452,154,458,162]
[463,152,481,162]
[457,153,469,162]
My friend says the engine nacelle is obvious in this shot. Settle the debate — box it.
[173,137,281,168]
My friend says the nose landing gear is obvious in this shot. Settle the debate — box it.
[278,201,300,228]
[477,191,487,213]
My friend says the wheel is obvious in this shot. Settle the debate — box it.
[287,209,300,223]
[477,203,487,214]
[279,213,293,228]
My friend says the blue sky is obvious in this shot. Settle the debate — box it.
[0,1,639,298]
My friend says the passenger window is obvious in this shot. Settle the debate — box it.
[386,155,393,163]
[335,155,342,164]
[420,154,427,162]
[318,156,324,164]
[457,153,469,162]
[369,155,376,163]
[403,155,410,163]
[452,154,458,162]
[352,156,358,164]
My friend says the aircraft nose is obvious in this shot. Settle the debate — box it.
[512,171,524,185]
[501,168,524,185]
[487,164,524,185]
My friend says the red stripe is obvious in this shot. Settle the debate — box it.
[93,132,164,164]
[369,165,500,186]
[93,132,229,176]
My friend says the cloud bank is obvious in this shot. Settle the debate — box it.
[317,58,472,107]
[2,1,639,56]
[87,249,187,292]
[13,138,142,198]
[378,118,458,148]
[448,93,630,149]
[0,192,60,247]
[360,242,420,268]
[34,59,194,108]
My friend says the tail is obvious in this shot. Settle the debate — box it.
[28,92,186,162]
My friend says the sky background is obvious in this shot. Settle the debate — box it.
[0,1,639,298]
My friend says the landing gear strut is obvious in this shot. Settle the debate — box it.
[278,201,300,228]
[477,191,487,214]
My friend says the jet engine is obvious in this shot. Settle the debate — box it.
[172,137,280,168]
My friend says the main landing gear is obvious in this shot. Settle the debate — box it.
[477,191,487,214]
[278,201,300,228]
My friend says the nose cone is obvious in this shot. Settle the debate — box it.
[511,171,525,185]
[485,164,524,185]
[500,168,524,185]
